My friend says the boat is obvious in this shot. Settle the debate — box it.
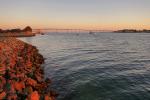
[41,33,44,35]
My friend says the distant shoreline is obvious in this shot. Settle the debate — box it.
[114,29,150,33]
[0,26,36,37]
[0,33,35,37]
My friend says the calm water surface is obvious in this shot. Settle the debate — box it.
[19,33,150,100]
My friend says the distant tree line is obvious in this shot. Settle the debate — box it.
[114,29,150,33]
[0,26,32,33]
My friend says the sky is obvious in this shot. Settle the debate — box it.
[0,0,150,30]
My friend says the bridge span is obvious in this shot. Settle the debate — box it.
[33,28,112,34]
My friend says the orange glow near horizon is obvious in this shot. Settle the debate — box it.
[0,17,150,31]
[0,22,149,31]
[0,14,150,31]
[0,0,150,31]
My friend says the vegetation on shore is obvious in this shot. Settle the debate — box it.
[0,26,32,33]
[114,29,150,33]
[0,26,35,37]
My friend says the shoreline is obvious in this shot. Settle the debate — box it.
[0,37,57,100]
[0,33,35,37]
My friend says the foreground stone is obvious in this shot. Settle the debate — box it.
[0,37,57,100]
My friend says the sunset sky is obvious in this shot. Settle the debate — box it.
[0,0,150,30]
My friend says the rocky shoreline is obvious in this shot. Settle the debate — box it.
[0,37,57,100]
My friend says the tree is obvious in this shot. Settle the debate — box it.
[10,29,22,33]
[0,29,3,33]
[23,26,32,32]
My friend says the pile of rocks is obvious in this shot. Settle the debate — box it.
[0,38,57,100]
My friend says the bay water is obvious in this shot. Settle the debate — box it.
[19,33,150,100]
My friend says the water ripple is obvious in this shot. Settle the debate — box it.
[19,33,150,100]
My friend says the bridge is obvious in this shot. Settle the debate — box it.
[33,28,112,34]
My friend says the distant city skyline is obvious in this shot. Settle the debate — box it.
[0,0,150,30]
